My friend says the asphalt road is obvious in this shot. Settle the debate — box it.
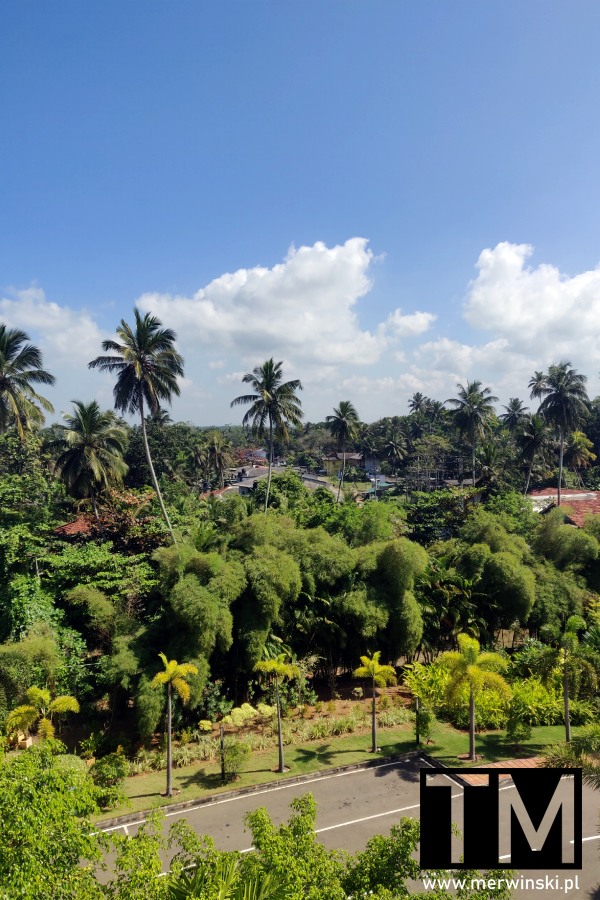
[102,759,600,898]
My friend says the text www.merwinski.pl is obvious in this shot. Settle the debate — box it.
[421,874,580,893]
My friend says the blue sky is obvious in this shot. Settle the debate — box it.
[3,1,600,424]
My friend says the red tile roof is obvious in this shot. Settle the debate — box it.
[54,516,93,536]
[528,489,600,527]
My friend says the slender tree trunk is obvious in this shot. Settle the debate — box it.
[469,689,476,761]
[139,395,176,542]
[472,441,476,488]
[563,650,571,743]
[524,458,534,495]
[90,486,100,521]
[264,418,273,514]
[337,445,345,502]
[558,428,564,506]
[275,677,285,773]
[166,682,173,797]
[371,678,378,753]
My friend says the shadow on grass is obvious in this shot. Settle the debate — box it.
[178,769,230,791]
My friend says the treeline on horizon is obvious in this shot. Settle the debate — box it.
[1,312,600,753]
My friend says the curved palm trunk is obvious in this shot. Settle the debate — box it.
[469,689,476,761]
[264,418,274,514]
[563,651,571,743]
[371,676,378,753]
[275,676,285,773]
[139,395,176,543]
[337,446,346,502]
[166,682,173,797]
[524,456,534,496]
[557,428,564,506]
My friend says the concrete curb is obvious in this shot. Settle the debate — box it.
[97,748,445,830]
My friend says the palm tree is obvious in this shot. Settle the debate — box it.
[207,430,233,489]
[516,413,550,495]
[325,400,360,501]
[231,359,303,512]
[5,686,79,741]
[382,422,407,475]
[151,653,198,797]
[408,392,429,415]
[352,651,397,753]
[528,370,547,406]
[446,380,498,487]
[254,654,299,773]
[439,634,510,761]
[167,856,286,900]
[499,397,528,433]
[527,616,595,743]
[535,362,589,505]
[88,309,184,541]
[542,724,600,790]
[49,400,128,519]
[565,430,596,487]
[0,325,55,438]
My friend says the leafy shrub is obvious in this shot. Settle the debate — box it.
[569,698,597,725]
[414,705,437,743]
[89,751,128,810]
[223,738,250,781]
[448,685,508,730]
[308,720,330,741]
[509,677,562,726]
[377,707,411,728]
[403,661,449,709]
[198,719,213,733]
[222,703,258,727]
[505,709,532,747]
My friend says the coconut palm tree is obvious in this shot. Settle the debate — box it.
[408,392,429,415]
[151,653,198,797]
[231,359,303,513]
[88,309,184,541]
[528,370,547,406]
[326,400,360,501]
[49,400,128,519]
[5,686,79,741]
[440,634,510,761]
[167,856,286,900]
[535,362,589,505]
[0,325,55,438]
[565,430,596,487]
[516,413,551,495]
[446,381,498,487]
[499,397,529,433]
[254,654,299,773]
[207,430,233,489]
[352,651,397,753]
[382,422,407,475]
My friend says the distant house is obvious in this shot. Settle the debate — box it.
[528,488,600,527]
[322,452,364,477]
[54,516,94,539]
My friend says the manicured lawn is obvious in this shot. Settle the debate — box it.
[96,722,572,822]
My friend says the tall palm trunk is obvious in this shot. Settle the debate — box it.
[337,445,346,502]
[370,676,378,753]
[275,676,285,773]
[471,439,476,488]
[468,690,476,761]
[563,650,571,743]
[558,427,564,506]
[166,682,173,797]
[524,457,534,496]
[139,394,176,542]
[264,418,274,514]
